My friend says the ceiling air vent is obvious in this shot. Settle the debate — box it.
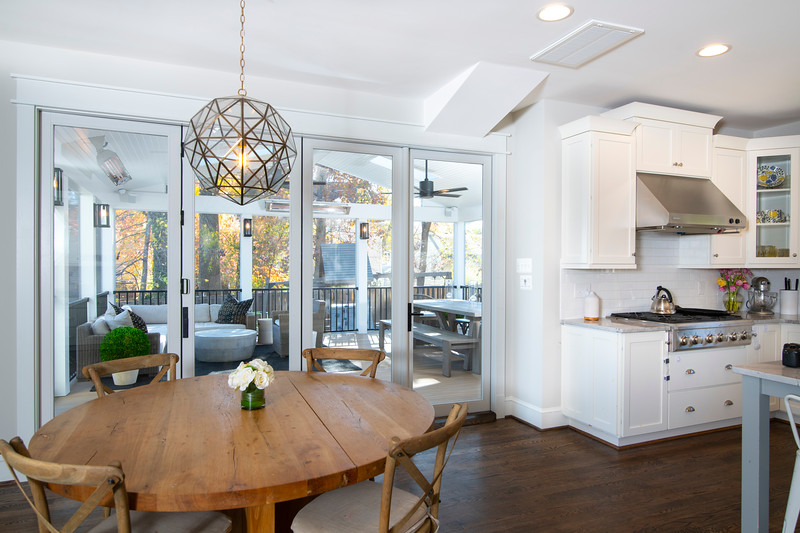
[530,20,644,68]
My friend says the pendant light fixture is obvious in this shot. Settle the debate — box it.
[184,0,297,205]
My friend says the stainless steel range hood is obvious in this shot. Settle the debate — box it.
[636,173,746,235]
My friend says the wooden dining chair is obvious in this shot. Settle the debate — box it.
[0,436,232,533]
[291,402,468,533]
[81,353,179,398]
[302,347,386,378]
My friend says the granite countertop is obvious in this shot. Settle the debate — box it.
[561,317,670,333]
[732,360,800,385]
[563,313,800,333]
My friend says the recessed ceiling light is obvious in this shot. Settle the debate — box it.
[538,3,573,22]
[697,43,731,57]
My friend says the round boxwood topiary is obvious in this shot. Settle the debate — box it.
[99,326,150,362]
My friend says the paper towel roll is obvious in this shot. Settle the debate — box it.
[781,290,799,316]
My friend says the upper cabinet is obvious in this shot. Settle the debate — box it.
[678,135,748,267]
[603,102,721,178]
[560,116,637,269]
[746,137,800,266]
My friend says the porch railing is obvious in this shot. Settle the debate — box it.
[113,284,481,333]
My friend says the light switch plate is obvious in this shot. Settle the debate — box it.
[517,258,532,274]
[520,274,532,290]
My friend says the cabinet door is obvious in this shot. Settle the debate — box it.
[621,331,668,436]
[748,148,800,266]
[709,148,747,265]
[561,326,619,434]
[636,120,712,178]
[748,323,781,364]
[677,125,714,177]
[591,132,636,267]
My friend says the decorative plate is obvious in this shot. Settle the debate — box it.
[757,165,786,188]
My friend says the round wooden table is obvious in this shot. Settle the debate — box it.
[29,372,434,533]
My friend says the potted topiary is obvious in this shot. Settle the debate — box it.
[99,326,151,385]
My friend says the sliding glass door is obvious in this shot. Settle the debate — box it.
[40,114,183,420]
[410,150,491,412]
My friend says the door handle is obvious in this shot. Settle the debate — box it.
[408,303,424,331]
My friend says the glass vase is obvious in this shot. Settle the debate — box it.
[241,384,266,410]
[723,291,743,314]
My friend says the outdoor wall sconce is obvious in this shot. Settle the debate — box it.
[53,167,63,206]
[359,222,370,240]
[243,218,253,237]
[93,203,110,228]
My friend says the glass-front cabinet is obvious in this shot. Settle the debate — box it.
[748,147,800,266]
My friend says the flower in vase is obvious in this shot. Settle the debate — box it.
[717,268,753,295]
[228,359,275,391]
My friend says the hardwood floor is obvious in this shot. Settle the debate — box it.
[1,418,796,532]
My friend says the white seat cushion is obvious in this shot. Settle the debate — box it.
[89,509,231,533]
[292,480,429,533]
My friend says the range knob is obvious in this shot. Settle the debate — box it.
[717,333,726,342]
[705,334,715,344]
[679,336,689,346]
[691,335,701,345]
[740,331,749,340]
[729,332,738,341]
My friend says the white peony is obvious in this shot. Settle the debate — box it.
[253,370,271,389]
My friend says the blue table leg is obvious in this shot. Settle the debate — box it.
[741,375,771,532]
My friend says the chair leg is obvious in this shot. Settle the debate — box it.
[783,451,800,533]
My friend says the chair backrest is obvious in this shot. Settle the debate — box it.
[379,402,468,533]
[0,436,132,533]
[786,394,800,450]
[302,348,386,378]
[82,352,179,398]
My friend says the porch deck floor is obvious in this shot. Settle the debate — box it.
[55,331,481,416]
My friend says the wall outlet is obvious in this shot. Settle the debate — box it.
[574,284,590,298]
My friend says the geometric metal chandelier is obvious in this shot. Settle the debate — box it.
[184,0,297,206]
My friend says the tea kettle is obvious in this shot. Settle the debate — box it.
[651,286,676,314]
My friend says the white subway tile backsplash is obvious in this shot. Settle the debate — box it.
[560,234,800,319]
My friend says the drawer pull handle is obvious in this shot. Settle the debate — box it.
[725,364,733,370]
[685,369,696,375]
[724,400,734,406]
[685,406,695,413]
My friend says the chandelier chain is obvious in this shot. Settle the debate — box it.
[239,0,246,96]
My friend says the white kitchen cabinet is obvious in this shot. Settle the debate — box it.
[602,102,721,178]
[666,346,746,428]
[678,136,748,267]
[635,119,714,178]
[746,140,800,266]
[559,116,637,269]
[561,325,668,442]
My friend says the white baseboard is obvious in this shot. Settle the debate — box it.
[503,396,567,429]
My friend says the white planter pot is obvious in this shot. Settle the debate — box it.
[112,369,139,386]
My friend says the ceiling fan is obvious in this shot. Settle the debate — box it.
[416,160,467,198]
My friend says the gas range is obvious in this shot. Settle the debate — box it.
[609,308,754,352]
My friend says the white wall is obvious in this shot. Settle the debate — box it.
[500,99,603,428]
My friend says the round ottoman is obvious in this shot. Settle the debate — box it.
[195,329,257,362]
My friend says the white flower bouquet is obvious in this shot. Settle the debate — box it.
[228,358,275,392]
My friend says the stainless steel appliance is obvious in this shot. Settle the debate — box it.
[610,308,754,352]
[746,276,777,316]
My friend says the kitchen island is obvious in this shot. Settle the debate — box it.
[732,361,800,533]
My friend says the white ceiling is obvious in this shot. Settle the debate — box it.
[2,0,799,132]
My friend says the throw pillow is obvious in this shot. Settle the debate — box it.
[105,310,134,330]
[112,303,149,333]
[216,295,253,325]
[91,316,111,335]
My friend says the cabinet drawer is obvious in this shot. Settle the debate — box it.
[668,347,746,391]
[668,384,742,429]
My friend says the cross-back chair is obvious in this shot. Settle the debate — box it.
[302,347,386,378]
[81,353,179,398]
[291,402,468,532]
[783,394,800,532]
[0,436,231,533]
